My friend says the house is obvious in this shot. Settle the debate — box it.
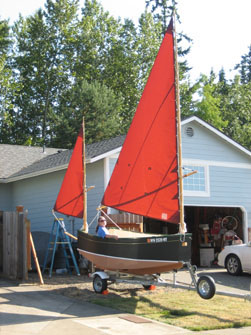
[1,116,251,266]
[0,135,125,234]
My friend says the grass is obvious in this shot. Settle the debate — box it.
[89,287,251,331]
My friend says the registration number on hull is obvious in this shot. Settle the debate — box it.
[147,237,168,243]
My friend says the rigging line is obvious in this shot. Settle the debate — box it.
[100,209,122,230]
[55,192,82,211]
[88,211,100,228]
[145,155,178,217]
[117,82,175,204]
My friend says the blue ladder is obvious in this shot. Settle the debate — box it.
[42,218,80,277]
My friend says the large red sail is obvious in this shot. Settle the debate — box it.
[54,128,84,218]
[102,21,180,223]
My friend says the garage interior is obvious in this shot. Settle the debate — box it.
[144,206,243,267]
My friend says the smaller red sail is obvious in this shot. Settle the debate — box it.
[102,20,180,224]
[54,128,84,218]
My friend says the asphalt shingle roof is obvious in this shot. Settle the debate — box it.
[0,135,125,181]
[0,145,63,179]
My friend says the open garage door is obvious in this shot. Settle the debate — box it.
[185,206,244,267]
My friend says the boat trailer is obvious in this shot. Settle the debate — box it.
[90,262,216,300]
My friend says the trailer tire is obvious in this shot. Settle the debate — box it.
[93,274,107,293]
[196,275,216,299]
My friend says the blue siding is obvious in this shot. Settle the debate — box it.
[8,160,104,235]
[0,183,12,210]
[182,121,250,164]
[210,167,251,204]
[12,171,64,232]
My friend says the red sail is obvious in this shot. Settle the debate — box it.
[54,129,84,218]
[102,22,180,223]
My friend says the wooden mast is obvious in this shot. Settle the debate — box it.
[173,12,185,234]
[82,117,88,232]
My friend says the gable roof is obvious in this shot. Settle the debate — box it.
[1,135,125,182]
[1,116,250,183]
[182,116,251,157]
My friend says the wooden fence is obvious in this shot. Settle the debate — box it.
[1,211,28,280]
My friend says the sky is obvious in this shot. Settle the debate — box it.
[1,0,251,82]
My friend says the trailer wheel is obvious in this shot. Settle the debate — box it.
[196,275,216,299]
[93,274,107,293]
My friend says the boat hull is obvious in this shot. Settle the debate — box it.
[77,231,192,275]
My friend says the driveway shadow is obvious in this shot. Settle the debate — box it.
[0,283,120,327]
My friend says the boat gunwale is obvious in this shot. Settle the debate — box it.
[78,230,192,244]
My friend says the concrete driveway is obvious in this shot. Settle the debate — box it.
[0,279,191,335]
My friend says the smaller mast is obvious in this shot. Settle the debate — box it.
[82,117,88,232]
[173,11,185,234]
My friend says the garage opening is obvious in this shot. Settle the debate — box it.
[185,206,244,267]
[143,206,244,268]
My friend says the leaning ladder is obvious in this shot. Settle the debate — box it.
[42,218,80,277]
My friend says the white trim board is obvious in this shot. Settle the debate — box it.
[183,158,251,170]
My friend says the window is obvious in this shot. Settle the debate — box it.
[183,165,209,196]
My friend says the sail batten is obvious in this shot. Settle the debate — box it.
[102,21,180,223]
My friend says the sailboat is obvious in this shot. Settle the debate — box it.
[54,18,191,276]
[53,17,217,299]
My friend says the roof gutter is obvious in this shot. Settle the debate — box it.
[1,164,69,183]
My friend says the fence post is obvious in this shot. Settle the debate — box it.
[3,211,28,280]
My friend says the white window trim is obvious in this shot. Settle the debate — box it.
[183,158,251,170]
[183,162,210,197]
[104,157,110,190]
[104,154,119,189]
[104,155,120,215]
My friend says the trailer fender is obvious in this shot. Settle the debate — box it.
[91,271,110,280]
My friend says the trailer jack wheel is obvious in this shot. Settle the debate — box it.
[93,274,108,293]
[196,275,216,299]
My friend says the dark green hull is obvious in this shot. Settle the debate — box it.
[78,231,192,275]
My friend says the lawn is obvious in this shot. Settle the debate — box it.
[89,286,251,331]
